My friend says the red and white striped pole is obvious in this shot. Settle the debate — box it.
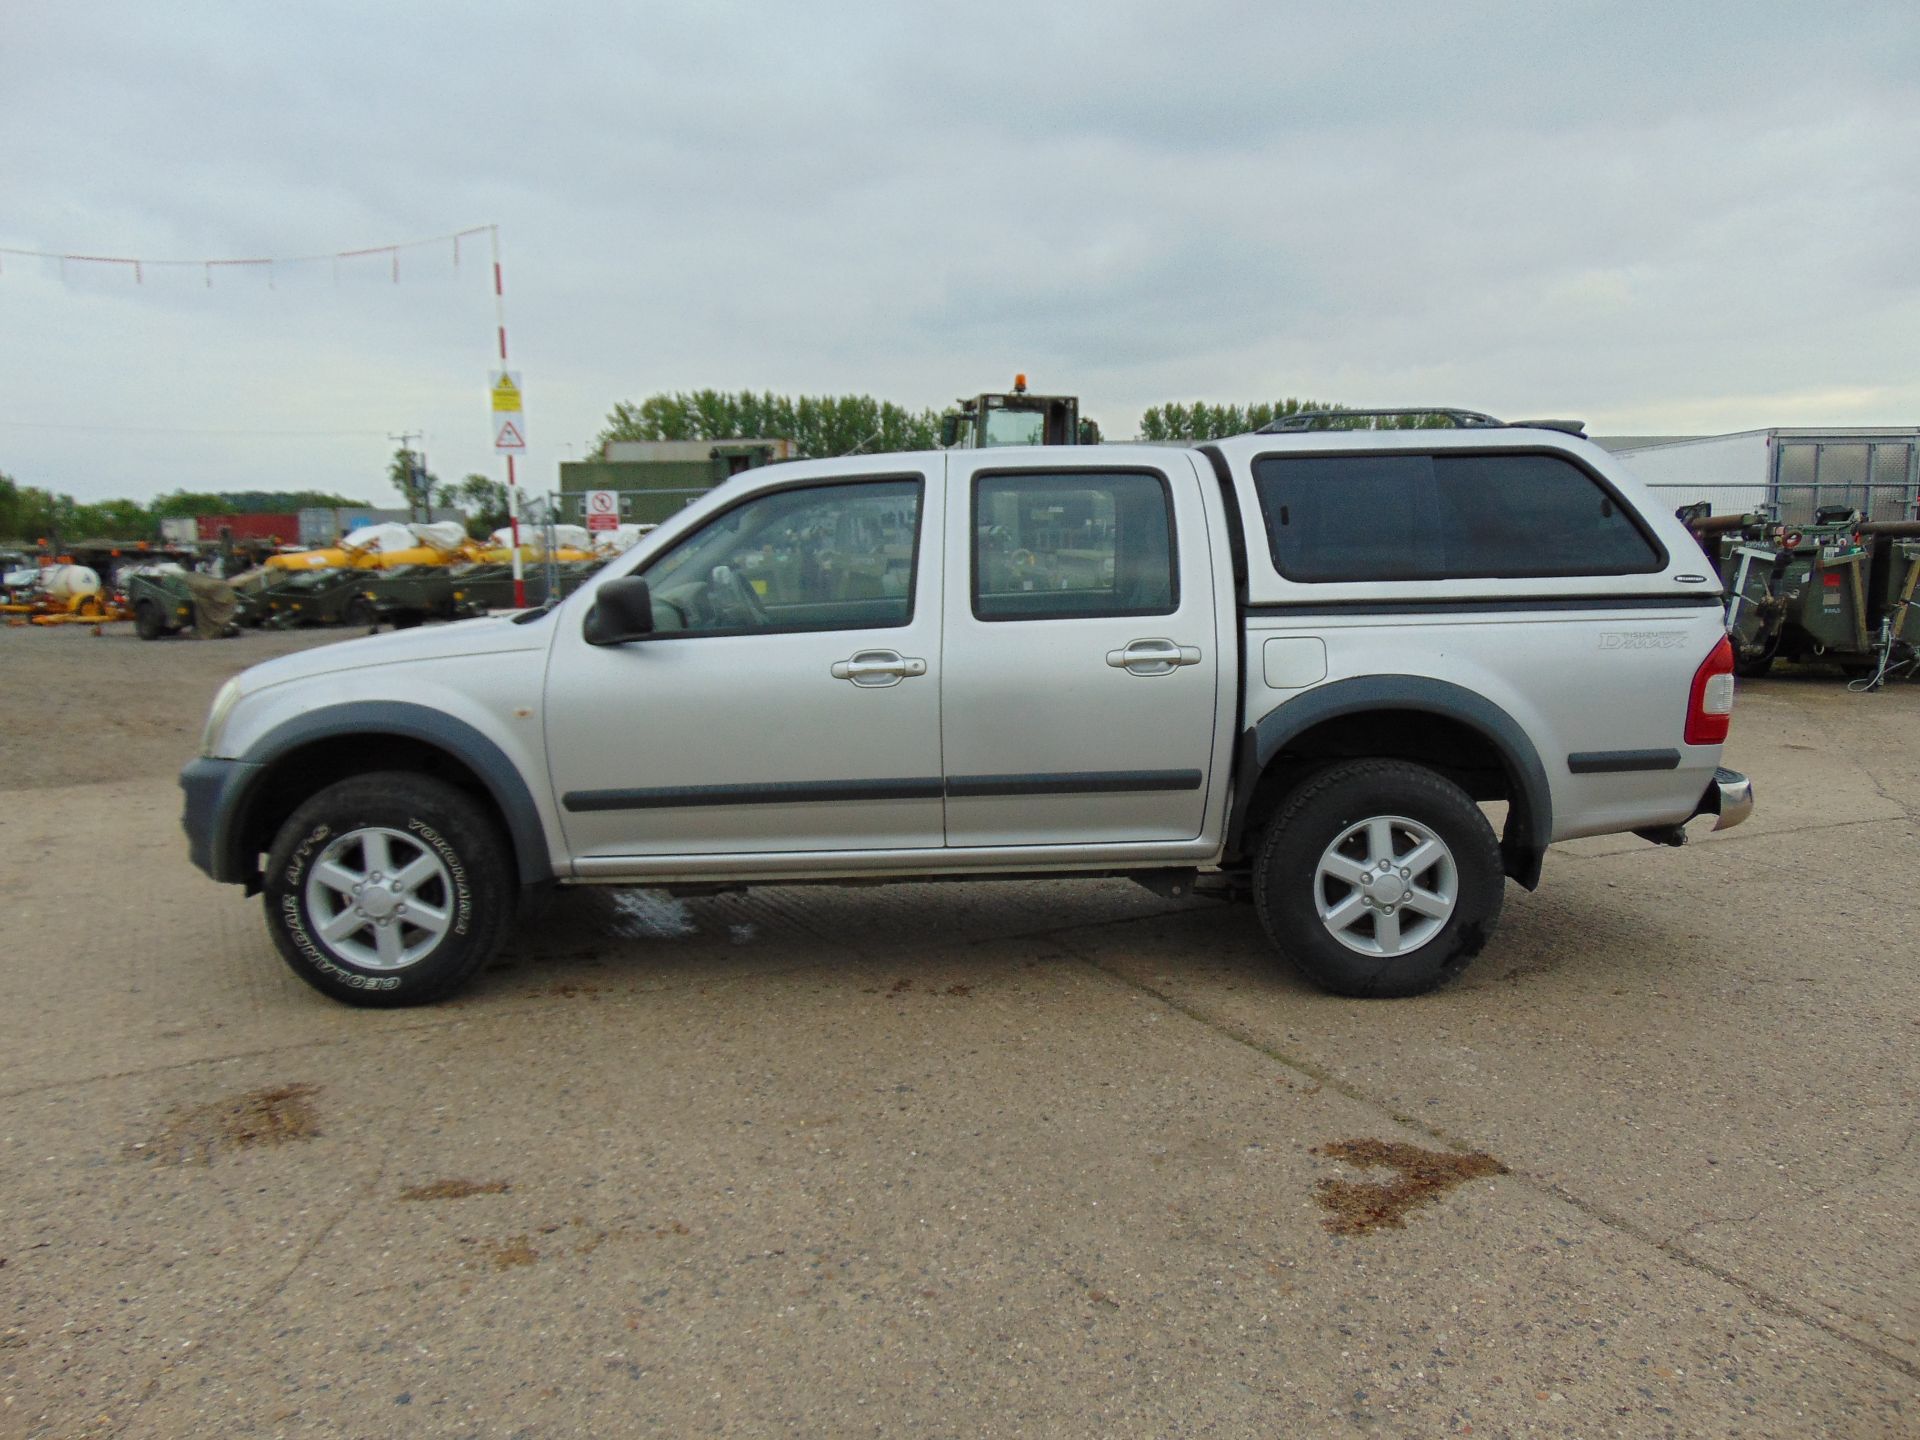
[490,225,527,608]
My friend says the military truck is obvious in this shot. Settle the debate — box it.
[941,375,1100,449]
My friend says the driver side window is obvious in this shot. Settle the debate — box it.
[639,478,922,636]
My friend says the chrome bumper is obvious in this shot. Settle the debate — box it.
[1698,767,1754,832]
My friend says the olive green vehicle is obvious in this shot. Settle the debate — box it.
[1692,507,1919,681]
[359,565,483,628]
[125,567,247,640]
[253,568,374,629]
[443,559,607,614]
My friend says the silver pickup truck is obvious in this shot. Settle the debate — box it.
[183,412,1751,1006]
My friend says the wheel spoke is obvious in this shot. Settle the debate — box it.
[319,907,365,944]
[375,922,403,964]
[1373,908,1402,952]
[405,899,451,937]
[1321,890,1369,933]
[393,853,441,895]
[1400,838,1446,879]
[1320,853,1371,886]
[312,860,363,897]
[1404,885,1452,919]
[1366,818,1396,866]
[361,830,394,879]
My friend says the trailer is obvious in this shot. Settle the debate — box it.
[1611,428,1919,525]
[125,566,247,640]
[1688,507,1919,683]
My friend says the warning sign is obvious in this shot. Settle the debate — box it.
[490,370,525,452]
[585,489,620,533]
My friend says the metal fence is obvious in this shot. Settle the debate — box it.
[1643,483,1918,526]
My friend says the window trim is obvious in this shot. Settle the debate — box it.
[968,465,1181,623]
[622,473,926,641]
[1250,445,1669,584]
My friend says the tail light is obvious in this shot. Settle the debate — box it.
[1686,635,1736,746]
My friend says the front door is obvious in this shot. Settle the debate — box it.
[544,461,942,861]
[939,452,1221,847]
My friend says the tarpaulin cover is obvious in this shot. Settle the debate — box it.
[183,573,241,638]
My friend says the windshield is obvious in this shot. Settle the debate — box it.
[982,408,1046,447]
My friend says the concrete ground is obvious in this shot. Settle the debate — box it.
[1,623,1915,1438]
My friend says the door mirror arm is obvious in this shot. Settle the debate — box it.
[583,576,656,646]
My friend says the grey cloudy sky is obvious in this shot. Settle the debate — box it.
[5,0,1917,504]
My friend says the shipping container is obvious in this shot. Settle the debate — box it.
[194,513,301,544]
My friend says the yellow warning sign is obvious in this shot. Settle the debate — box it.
[491,371,523,412]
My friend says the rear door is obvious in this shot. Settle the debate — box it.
[940,451,1221,847]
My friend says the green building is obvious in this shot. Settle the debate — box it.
[557,439,796,525]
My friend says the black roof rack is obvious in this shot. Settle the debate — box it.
[1256,408,1587,438]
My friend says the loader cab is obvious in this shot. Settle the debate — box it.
[941,376,1096,449]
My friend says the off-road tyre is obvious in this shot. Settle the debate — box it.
[1734,635,1779,679]
[134,599,165,641]
[1253,760,1504,998]
[343,596,374,629]
[262,772,515,1007]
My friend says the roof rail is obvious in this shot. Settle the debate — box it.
[1255,408,1588,438]
[1258,408,1504,433]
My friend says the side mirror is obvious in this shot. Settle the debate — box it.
[939,414,960,448]
[583,576,655,646]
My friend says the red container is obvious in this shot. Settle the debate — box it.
[194,513,300,544]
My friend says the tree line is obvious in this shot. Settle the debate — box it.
[0,471,369,546]
[5,391,1450,546]
[595,390,945,458]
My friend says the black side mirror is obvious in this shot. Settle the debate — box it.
[583,576,655,646]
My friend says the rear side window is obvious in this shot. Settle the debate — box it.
[1252,452,1662,582]
[973,471,1176,620]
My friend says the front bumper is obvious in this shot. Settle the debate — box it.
[181,756,265,883]
[1694,767,1754,832]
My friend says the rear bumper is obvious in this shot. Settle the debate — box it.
[1693,767,1754,832]
[181,756,264,883]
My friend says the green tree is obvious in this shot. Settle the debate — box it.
[592,391,944,459]
[388,448,439,517]
[147,489,368,519]
[1139,398,1359,441]
[452,473,511,537]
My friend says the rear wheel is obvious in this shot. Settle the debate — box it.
[1254,760,1504,998]
[134,599,165,641]
[262,772,515,1006]
[343,596,374,629]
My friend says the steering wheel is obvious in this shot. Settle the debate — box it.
[709,564,766,626]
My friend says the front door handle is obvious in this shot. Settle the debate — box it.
[1106,638,1203,676]
[831,649,928,687]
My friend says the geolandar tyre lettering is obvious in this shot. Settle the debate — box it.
[262,772,513,1007]
[1254,760,1505,998]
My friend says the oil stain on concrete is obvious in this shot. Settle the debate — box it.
[1313,1137,1507,1235]
[136,1082,321,1165]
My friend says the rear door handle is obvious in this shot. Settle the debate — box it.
[1106,638,1203,676]
[831,649,927,687]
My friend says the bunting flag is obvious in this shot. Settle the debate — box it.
[0,224,494,290]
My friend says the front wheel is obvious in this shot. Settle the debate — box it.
[262,772,515,1006]
[1254,760,1504,998]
